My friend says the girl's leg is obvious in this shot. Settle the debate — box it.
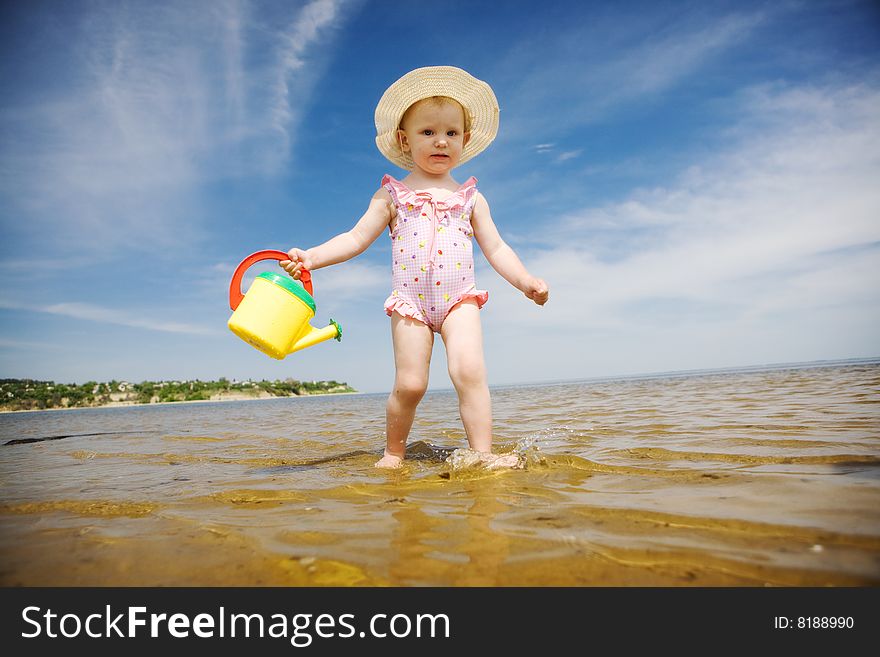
[440,299,492,452]
[377,312,434,467]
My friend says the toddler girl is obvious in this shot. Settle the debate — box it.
[280,66,548,468]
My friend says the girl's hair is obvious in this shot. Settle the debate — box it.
[399,96,473,134]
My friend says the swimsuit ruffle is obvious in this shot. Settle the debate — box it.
[384,296,427,323]
[381,174,478,211]
[384,289,489,331]
[453,288,489,309]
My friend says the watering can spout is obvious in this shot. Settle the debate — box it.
[288,319,342,355]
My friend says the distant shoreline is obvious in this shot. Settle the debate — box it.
[0,391,362,415]
[486,356,880,392]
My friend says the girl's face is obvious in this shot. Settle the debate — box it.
[397,98,471,176]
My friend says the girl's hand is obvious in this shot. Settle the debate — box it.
[279,248,313,280]
[524,278,549,306]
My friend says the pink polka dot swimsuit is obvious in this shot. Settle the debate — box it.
[382,174,489,331]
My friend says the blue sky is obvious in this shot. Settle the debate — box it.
[1,0,878,393]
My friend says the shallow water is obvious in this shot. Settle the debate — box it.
[1,362,878,586]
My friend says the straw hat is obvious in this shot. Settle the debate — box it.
[375,66,499,169]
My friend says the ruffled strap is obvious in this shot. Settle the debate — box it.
[447,177,479,210]
[381,174,409,209]
[381,174,478,211]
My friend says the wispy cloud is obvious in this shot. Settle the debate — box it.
[600,11,765,106]
[0,0,353,257]
[268,0,347,163]
[221,0,247,132]
[0,300,219,336]
[497,9,768,140]
[308,259,387,302]
[555,150,582,163]
[533,143,581,163]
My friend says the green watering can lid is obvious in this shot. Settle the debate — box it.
[257,272,316,313]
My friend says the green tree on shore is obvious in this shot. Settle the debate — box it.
[0,378,356,412]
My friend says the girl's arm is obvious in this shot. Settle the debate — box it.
[281,189,394,277]
[471,192,549,305]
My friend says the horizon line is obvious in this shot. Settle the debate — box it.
[460,356,880,395]
[4,356,877,394]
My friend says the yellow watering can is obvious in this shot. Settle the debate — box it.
[228,250,342,359]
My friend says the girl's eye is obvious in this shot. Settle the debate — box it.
[447,131,457,137]
[423,130,433,136]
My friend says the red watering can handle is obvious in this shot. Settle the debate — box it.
[229,249,313,311]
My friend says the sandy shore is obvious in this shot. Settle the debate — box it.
[0,390,362,414]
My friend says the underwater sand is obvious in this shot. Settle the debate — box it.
[1,362,878,586]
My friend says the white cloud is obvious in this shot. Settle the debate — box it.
[268,0,347,161]
[606,12,765,103]
[478,79,880,376]
[309,259,388,302]
[0,300,219,336]
[555,150,582,163]
[498,9,768,137]
[532,145,582,162]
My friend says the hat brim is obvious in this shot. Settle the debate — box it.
[375,66,499,170]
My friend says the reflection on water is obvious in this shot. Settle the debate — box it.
[1,361,878,586]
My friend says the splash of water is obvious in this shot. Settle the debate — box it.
[444,427,575,471]
[444,448,521,470]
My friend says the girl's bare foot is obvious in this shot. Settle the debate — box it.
[480,452,521,469]
[375,450,404,468]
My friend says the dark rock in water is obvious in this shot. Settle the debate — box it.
[4,430,145,446]
[406,440,455,461]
